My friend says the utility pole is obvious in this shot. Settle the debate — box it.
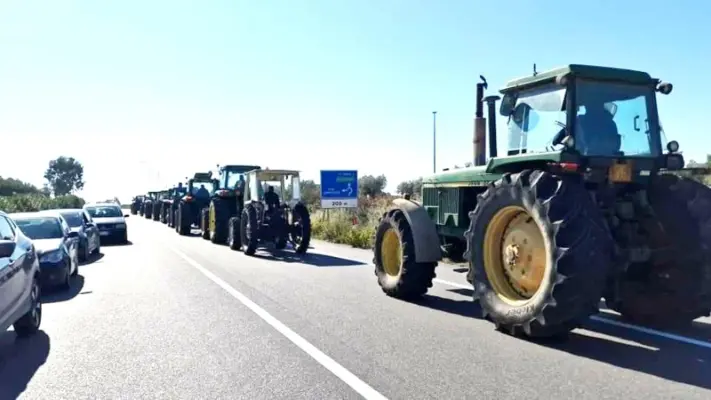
[432,111,437,173]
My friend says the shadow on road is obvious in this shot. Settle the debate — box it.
[80,252,105,266]
[0,330,50,399]
[413,289,711,390]
[42,275,85,303]
[252,249,367,267]
[102,240,133,247]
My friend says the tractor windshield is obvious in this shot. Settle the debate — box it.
[225,171,246,190]
[506,85,567,155]
[574,80,660,157]
[191,180,216,195]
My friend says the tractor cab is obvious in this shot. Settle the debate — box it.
[243,168,302,211]
[492,64,681,183]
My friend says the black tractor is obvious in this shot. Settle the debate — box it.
[176,172,217,235]
[228,168,311,256]
[130,196,143,215]
[204,164,261,243]
[143,192,158,219]
[152,190,166,222]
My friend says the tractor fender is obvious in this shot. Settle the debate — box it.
[390,198,442,263]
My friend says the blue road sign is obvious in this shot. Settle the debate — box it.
[320,170,358,209]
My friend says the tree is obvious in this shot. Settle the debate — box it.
[358,174,387,197]
[396,178,423,197]
[285,179,321,208]
[44,156,85,196]
[0,176,40,196]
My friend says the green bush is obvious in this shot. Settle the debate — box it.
[0,194,86,213]
[311,196,393,249]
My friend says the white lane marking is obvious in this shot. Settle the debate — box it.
[431,276,711,349]
[248,245,711,350]
[168,247,388,400]
[587,315,711,349]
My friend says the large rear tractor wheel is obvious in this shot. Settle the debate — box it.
[466,170,614,338]
[228,217,242,250]
[607,174,711,326]
[240,205,259,256]
[200,208,210,240]
[373,209,437,299]
[209,199,230,244]
[290,204,311,254]
[177,203,191,236]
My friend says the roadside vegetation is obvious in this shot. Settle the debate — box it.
[0,156,87,213]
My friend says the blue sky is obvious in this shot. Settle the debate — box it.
[0,0,708,202]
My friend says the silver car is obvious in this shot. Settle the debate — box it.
[83,203,129,244]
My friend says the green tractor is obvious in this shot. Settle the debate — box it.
[176,172,218,235]
[226,168,311,255]
[143,191,158,219]
[373,64,711,339]
[204,164,261,243]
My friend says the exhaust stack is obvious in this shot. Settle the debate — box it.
[484,95,500,159]
[474,76,488,166]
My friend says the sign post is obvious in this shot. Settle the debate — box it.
[320,170,358,209]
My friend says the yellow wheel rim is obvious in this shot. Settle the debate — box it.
[380,228,402,277]
[209,203,216,232]
[482,206,547,306]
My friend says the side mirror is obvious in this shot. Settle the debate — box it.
[0,240,16,258]
[67,231,80,239]
[124,214,130,218]
[499,94,516,116]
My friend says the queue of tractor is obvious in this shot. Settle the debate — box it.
[130,165,311,256]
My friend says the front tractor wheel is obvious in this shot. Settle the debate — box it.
[466,170,614,338]
[373,209,437,300]
[607,174,711,326]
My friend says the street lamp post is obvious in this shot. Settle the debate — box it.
[432,111,437,173]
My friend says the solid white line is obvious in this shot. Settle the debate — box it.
[282,246,711,350]
[168,247,388,400]
[587,315,711,349]
[431,277,711,349]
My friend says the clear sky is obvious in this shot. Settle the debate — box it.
[0,0,708,203]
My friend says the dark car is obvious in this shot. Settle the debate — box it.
[11,213,79,290]
[83,203,129,243]
[50,208,101,262]
[0,210,42,337]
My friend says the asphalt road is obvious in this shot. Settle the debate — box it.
[2,215,711,399]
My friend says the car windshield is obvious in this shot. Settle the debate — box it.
[59,212,84,227]
[575,80,659,157]
[86,206,122,218]
[15,217,64,240]
[191,180,215,195]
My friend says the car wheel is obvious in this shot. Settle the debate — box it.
[14,278,42,338]
[63,260,73,289]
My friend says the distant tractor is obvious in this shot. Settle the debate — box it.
[372,64,711,339]
[143,192,158,219]
[176,172,218,235]
[152,190,167,221]
[204,164,261,243]
[227,168,311,256]
[130,196,143,215]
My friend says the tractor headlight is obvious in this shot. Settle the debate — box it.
[40,250,63,263]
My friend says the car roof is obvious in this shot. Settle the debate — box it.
[49,208,83,214]
[84,203,119,208]
[9,212,62,221]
